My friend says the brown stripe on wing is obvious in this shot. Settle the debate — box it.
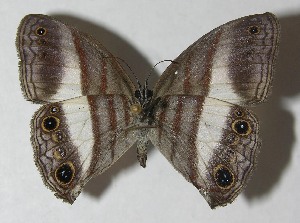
[154,95,206,188]
[201,30,223,96]
[72,30,89,95]
[86,95,129,176]
[107,95,117,162]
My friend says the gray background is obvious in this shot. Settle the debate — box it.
[1,0,299,222]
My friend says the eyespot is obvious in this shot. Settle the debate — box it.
[248,25,260,35]
[55,162,75,186]
[35,27,47,36]
[214,165,235,189]
[41,116,60,132]
[37,39,47,45]
[225,133,239,145]
[52,130,64,142]
[53,147,66,160]
[234,109,244,118]
[232,119,252,136]
[50,106,59,114]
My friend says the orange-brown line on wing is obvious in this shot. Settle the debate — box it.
[202,30,223,96]
[107,95,117,162]
[183,51,193,94]
[100,58,107,93]
[72,30,89,95]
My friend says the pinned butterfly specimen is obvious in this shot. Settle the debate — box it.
[16,13,279,208]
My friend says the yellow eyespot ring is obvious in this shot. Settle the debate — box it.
[54,161,75,186]
[35,27,47,36]
[41,116,60,132]
[213,164,235,190]
[248,25,260,35]
[232,119,252,136]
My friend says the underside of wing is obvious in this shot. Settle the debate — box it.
[17,14,136,103]
[149,95,260,208]
[31,95,137,203]
[153,13,279,106]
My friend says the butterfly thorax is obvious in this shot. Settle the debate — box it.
[132,86,161,167]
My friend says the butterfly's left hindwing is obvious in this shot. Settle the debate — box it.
[31,95,137,203]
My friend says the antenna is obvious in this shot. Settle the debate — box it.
[144,59,176,87]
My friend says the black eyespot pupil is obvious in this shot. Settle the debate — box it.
[249,26,259,34]
[235,110,243,117]
[215,166,233,188]
[50,106,58,113]
[43,117,58,131]
[36,27,46,35]
[56,163,73,184]
[234,120,249,135]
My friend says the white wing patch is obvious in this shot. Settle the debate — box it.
[61,96,94,176]
[209,37,242,103]
[195,98,232,178]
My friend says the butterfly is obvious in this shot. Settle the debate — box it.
[16,13,279,208]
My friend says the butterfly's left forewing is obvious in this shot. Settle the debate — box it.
[153,13,279,106]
